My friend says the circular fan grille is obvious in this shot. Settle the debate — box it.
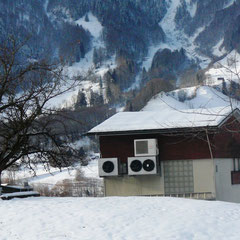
[143,159,155,172]
[130,160,142,172]
[102,161,115,173]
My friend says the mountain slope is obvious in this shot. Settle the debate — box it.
[1,0,240,123]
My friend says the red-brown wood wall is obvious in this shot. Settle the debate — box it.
[100,133,212,163]
[99,117,240,162]
[213,116,240,158]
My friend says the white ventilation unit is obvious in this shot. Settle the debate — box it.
[134,139,158,156]
[128,156,159,175]
[98,158,119,177]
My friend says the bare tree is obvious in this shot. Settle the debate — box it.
[0,36,85,185]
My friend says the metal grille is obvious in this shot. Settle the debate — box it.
[135,141,148,154]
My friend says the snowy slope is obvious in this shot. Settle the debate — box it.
[1,197,240,240]
[159,0,209,68]
[75,12,102,38]
[48,12,116,108]
[68,12,104,75]
[212,38,226,57]
[129,0,212,90]
[42,3,240,108]
[142,91,190,111]
[143,85,240,112]
[206,50,240,85]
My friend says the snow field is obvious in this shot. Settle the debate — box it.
[75,12,103,39]
[2,159,99,185]
[0,197,240,240]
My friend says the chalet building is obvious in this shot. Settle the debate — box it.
[88,107,240,203]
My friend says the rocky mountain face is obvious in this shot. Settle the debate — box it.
[1,0,240,114]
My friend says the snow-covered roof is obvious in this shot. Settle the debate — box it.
[89,107,240,134]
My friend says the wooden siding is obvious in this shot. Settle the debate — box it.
[100,133,212,163]
[213,116,240,158]
[99,116,240,162]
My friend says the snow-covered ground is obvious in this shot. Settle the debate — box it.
[0,197,240,240]
[2,159,99,186]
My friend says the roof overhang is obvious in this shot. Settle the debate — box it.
[87,125,219,136]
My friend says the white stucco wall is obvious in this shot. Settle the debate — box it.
[215,158,240,203]
[104,160,218,197]
[104,162,164,196]
[104,159,217,197]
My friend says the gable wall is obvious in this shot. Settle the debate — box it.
[213,116,240,158]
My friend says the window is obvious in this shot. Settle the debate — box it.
[231,158,240,185]
[231,171,240,185]
[233,158,240,171]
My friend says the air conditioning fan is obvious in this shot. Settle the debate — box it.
[128,156,159,175]
[98,158,119,177]
[134,139,158,156]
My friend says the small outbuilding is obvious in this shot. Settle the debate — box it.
[88,107,240,202]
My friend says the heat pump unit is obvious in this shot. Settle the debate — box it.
[134,139,158,156]
[98,158,119,177]
[128,156,159,175]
